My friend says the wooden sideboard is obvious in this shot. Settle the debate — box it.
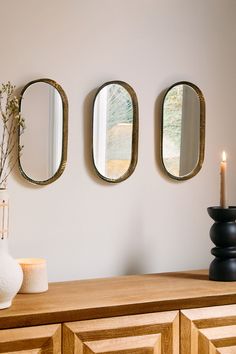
[1,269,236,353]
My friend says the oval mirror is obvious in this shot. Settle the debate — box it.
[161,81,205,180]
[92,81,138,182]
[19,79,68,185]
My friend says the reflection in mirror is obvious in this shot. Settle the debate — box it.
[93,81,138,182]
[161,81,205,180]
[19,79,68,185]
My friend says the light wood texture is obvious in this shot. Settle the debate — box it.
[63,311,179,354]
[1,270,236,329]
[217,347,236,354]
[181,304,236,353]
[0,323,61,353]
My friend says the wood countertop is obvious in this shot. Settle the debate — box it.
[1,269,236,329]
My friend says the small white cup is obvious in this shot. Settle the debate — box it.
[17,258,48,293]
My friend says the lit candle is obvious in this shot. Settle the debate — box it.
[220,151,227,208]
[17,258,48,293]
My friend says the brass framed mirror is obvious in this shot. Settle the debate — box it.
[92,80,139,183]
[161,81,205,180]
[18,78,68,185]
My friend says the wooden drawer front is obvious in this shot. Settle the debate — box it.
[0,324,61,353]
[181,304,236,354]
[63,311,179,354]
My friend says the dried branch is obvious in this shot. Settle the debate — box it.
[0,82,25,187]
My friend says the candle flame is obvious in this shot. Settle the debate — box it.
[222,151,227,162]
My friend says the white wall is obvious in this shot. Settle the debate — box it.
[1,0,236,281]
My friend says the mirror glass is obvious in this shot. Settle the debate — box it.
[19,79,68,184]
[162,82,205,179]
[93,82,138,182]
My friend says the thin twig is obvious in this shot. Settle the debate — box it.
[0,82,24,187]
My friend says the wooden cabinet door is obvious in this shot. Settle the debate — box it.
[63,311,179,354]
[0,324,61,353]
[181,304,236,354]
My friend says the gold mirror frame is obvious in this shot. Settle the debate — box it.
[92,80,139,183]
[18,78,68,185]
[160,81,205,181]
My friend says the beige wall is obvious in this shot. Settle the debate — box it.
[2,0,236,281]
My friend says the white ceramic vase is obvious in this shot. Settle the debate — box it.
[0,189,23,309]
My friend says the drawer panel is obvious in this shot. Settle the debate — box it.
[63,310,179,354]
[0,323,61,353]
[181,304,236,354]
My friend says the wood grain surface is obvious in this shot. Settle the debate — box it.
[0,323,61,353]
[63,311,179,354]
[181,304,236,353]
[0,269,236,330]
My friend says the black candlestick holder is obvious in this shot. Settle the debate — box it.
[207,206,236,281]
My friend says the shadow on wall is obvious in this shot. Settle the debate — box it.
[122,217,148,276]
[124,248,146,275]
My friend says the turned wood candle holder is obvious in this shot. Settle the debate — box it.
[208,206,236,281]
